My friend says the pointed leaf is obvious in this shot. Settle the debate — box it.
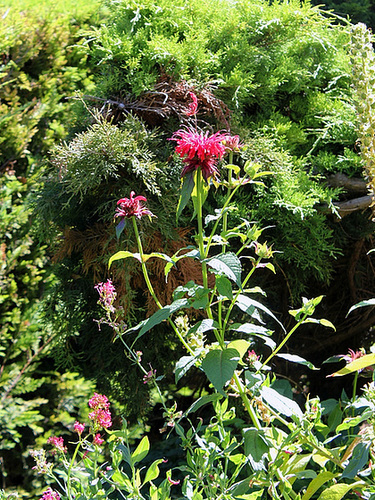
[228,340,251,359]
[201,348,240,393]
[133,299,189,343]
[243,428,269,471]
[207,252,242,286]
[301,471,337,500]
[260,386,303,418]
[176,171,194,222]
[184,393,222,416]
[116,218,126,239]
[347,299,375,316]
[342,442,370,479]
[317,481,364,500]
[175,355,199,383]
[328,353,375,377]
[236,295,286,332]
[143,459,164,484]
[276,353,318,370]
[131,436,150,465]
[109,251,141,268]
[216,275,233,299]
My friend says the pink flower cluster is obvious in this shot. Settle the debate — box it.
[95,279,117,313]
[171,128,228,180]
[88,393,112,430]
[47,436,67,454]
[74,421,85,435]
[40,488,60,500]
[115,191,155,220]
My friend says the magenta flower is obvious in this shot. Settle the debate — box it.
[170,128,229,180]
[40,488,60,500]
[95,279,117,313]
[89,392,110,410]
[93,433,104,445]
[115,191,155,220]
[184,91,198,117]
[47,436,67,454]
[74,421,85,435]
[88,393,112,430]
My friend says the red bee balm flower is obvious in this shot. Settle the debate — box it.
[115,191,155,220]
[170,128,229,180]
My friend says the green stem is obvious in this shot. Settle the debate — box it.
[222,256,262,335]
[259,314,309,371]
[232,371,261,430]
[196,168,209,290]
[67,441,82,500]
[131,217,195,355]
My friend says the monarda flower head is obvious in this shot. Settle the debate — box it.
[170,128,229,180]
[40,488,60,500]
[115,191,155,220]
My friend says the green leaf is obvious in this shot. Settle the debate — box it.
[227,339,250,359]
[342,442,370,479]
[201,348,240,393]
[301,471,337,500]
[131,436,150,465]
[347,299,375,316]
[328,353,375,377]
[176,171,195,222]
[207,252,242,286]
[336,410,372,432]
[303,318,336,330]
[260,386,303,418]
[108,250,141,268]
[216,275,233,299]
[142,252,174,264]
[143,459,164,484]
[175,355,199,383]
[317,481,364,500]
[133,299,189,342]
[276,353,319,370]
[184,393,222,416]
[243,428,269,471]
[236,295,286,332]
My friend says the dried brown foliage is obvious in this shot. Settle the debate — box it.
[82,76,231,129]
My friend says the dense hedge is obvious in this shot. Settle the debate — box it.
[33,0,375,416]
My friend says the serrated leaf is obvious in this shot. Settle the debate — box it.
[276,353,318,370]
[347,299,375,316]
[201,348,239,393]
[207,252,242,286]
[131,436,149,465]
[260,386,303,418]
[328,353,375,377]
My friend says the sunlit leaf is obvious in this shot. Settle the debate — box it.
[328,353,375,377]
